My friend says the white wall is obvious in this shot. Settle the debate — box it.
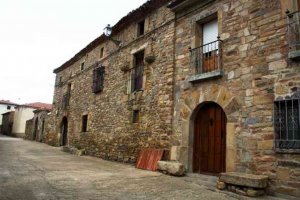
[0,104,16,125]
[12,106,35,137]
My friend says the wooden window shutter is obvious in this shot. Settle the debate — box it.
[92,66,105,94]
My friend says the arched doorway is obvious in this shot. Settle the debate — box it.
[61,117,68,146]
[193,102,226,175]
[33,118,38,141]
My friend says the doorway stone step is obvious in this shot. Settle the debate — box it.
[184,173,219,189]
[219,172,268,188]
[218,172,269,197]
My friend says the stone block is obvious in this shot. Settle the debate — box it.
[157,161,185,176]
[216,180,226,190]
[219,172,268,188]
[246,189,265,197]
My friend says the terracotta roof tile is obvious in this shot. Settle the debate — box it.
[0,100,19,105]
[23,102,52,111]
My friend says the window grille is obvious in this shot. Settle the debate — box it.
[274,93,300,152]
[92,66,105,93]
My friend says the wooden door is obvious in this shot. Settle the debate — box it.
[193,103,226,175]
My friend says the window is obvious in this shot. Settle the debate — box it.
[92,66,105,93]
[80,62,85,71]
[81,115,88,132]
[131,51,144,92]
[189,15,223,82]
[274,96,300,152]
[7,106,11,110]
[137,20,145,37]
[132,110,140,124]
[100,47,104,58]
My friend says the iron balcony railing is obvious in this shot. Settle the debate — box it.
[190,38,223,75]
[287,10,300,59]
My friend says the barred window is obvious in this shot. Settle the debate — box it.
[131,51,144,92]
[274,95,300,152]
[92,66,105,94]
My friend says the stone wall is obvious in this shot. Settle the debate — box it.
[25,119,33,140]
[171,0,300,197]
[25,111,50,142]
[46,4,175,163]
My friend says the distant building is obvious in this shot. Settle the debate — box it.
[25,109,51,142]
[1,111,15,136]
[11,102,52,138]
[0,100,18,126]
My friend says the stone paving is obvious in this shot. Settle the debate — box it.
[0,135,289,200]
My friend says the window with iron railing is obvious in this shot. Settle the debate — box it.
[131,51,144,92]
[287,10,300,60]
[274,93,300,152]
[190,38,222,75]
[189,17,223,82]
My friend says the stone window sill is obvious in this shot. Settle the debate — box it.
[275,149,300,154]
[188,70,223,83]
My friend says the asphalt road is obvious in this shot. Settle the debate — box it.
[0,134,286,200]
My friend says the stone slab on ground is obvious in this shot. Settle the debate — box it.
[157,161,186,176]
[219,172,268,188]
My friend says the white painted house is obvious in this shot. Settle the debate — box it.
[11,103,52,138]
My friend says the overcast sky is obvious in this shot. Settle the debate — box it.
[0,0,146,104]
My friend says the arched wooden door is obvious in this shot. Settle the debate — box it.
[61,117,68,146]
[193,102,226,175]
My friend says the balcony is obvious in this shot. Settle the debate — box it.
[188,39,223,82]
[287,10,300,61]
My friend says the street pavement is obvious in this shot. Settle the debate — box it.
[0,134,287,200]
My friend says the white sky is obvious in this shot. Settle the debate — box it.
[0,0,146,104]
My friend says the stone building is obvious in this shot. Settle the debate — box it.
[25,109,51,142]
[47,0,175,161]
[47,0,300,197]
[168,0,300,197]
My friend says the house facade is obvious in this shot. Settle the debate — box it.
[46,0,175,162]
[47,0,300,197]
[168,0,300,197]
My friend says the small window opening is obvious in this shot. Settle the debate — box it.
[100,47,104,58]
[137,20,145,37]
[7,106,11,110]
[132,110,140,124]
[81,62,85,71]
[81,115,88,132]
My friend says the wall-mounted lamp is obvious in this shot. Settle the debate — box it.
[103,24,121,46]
